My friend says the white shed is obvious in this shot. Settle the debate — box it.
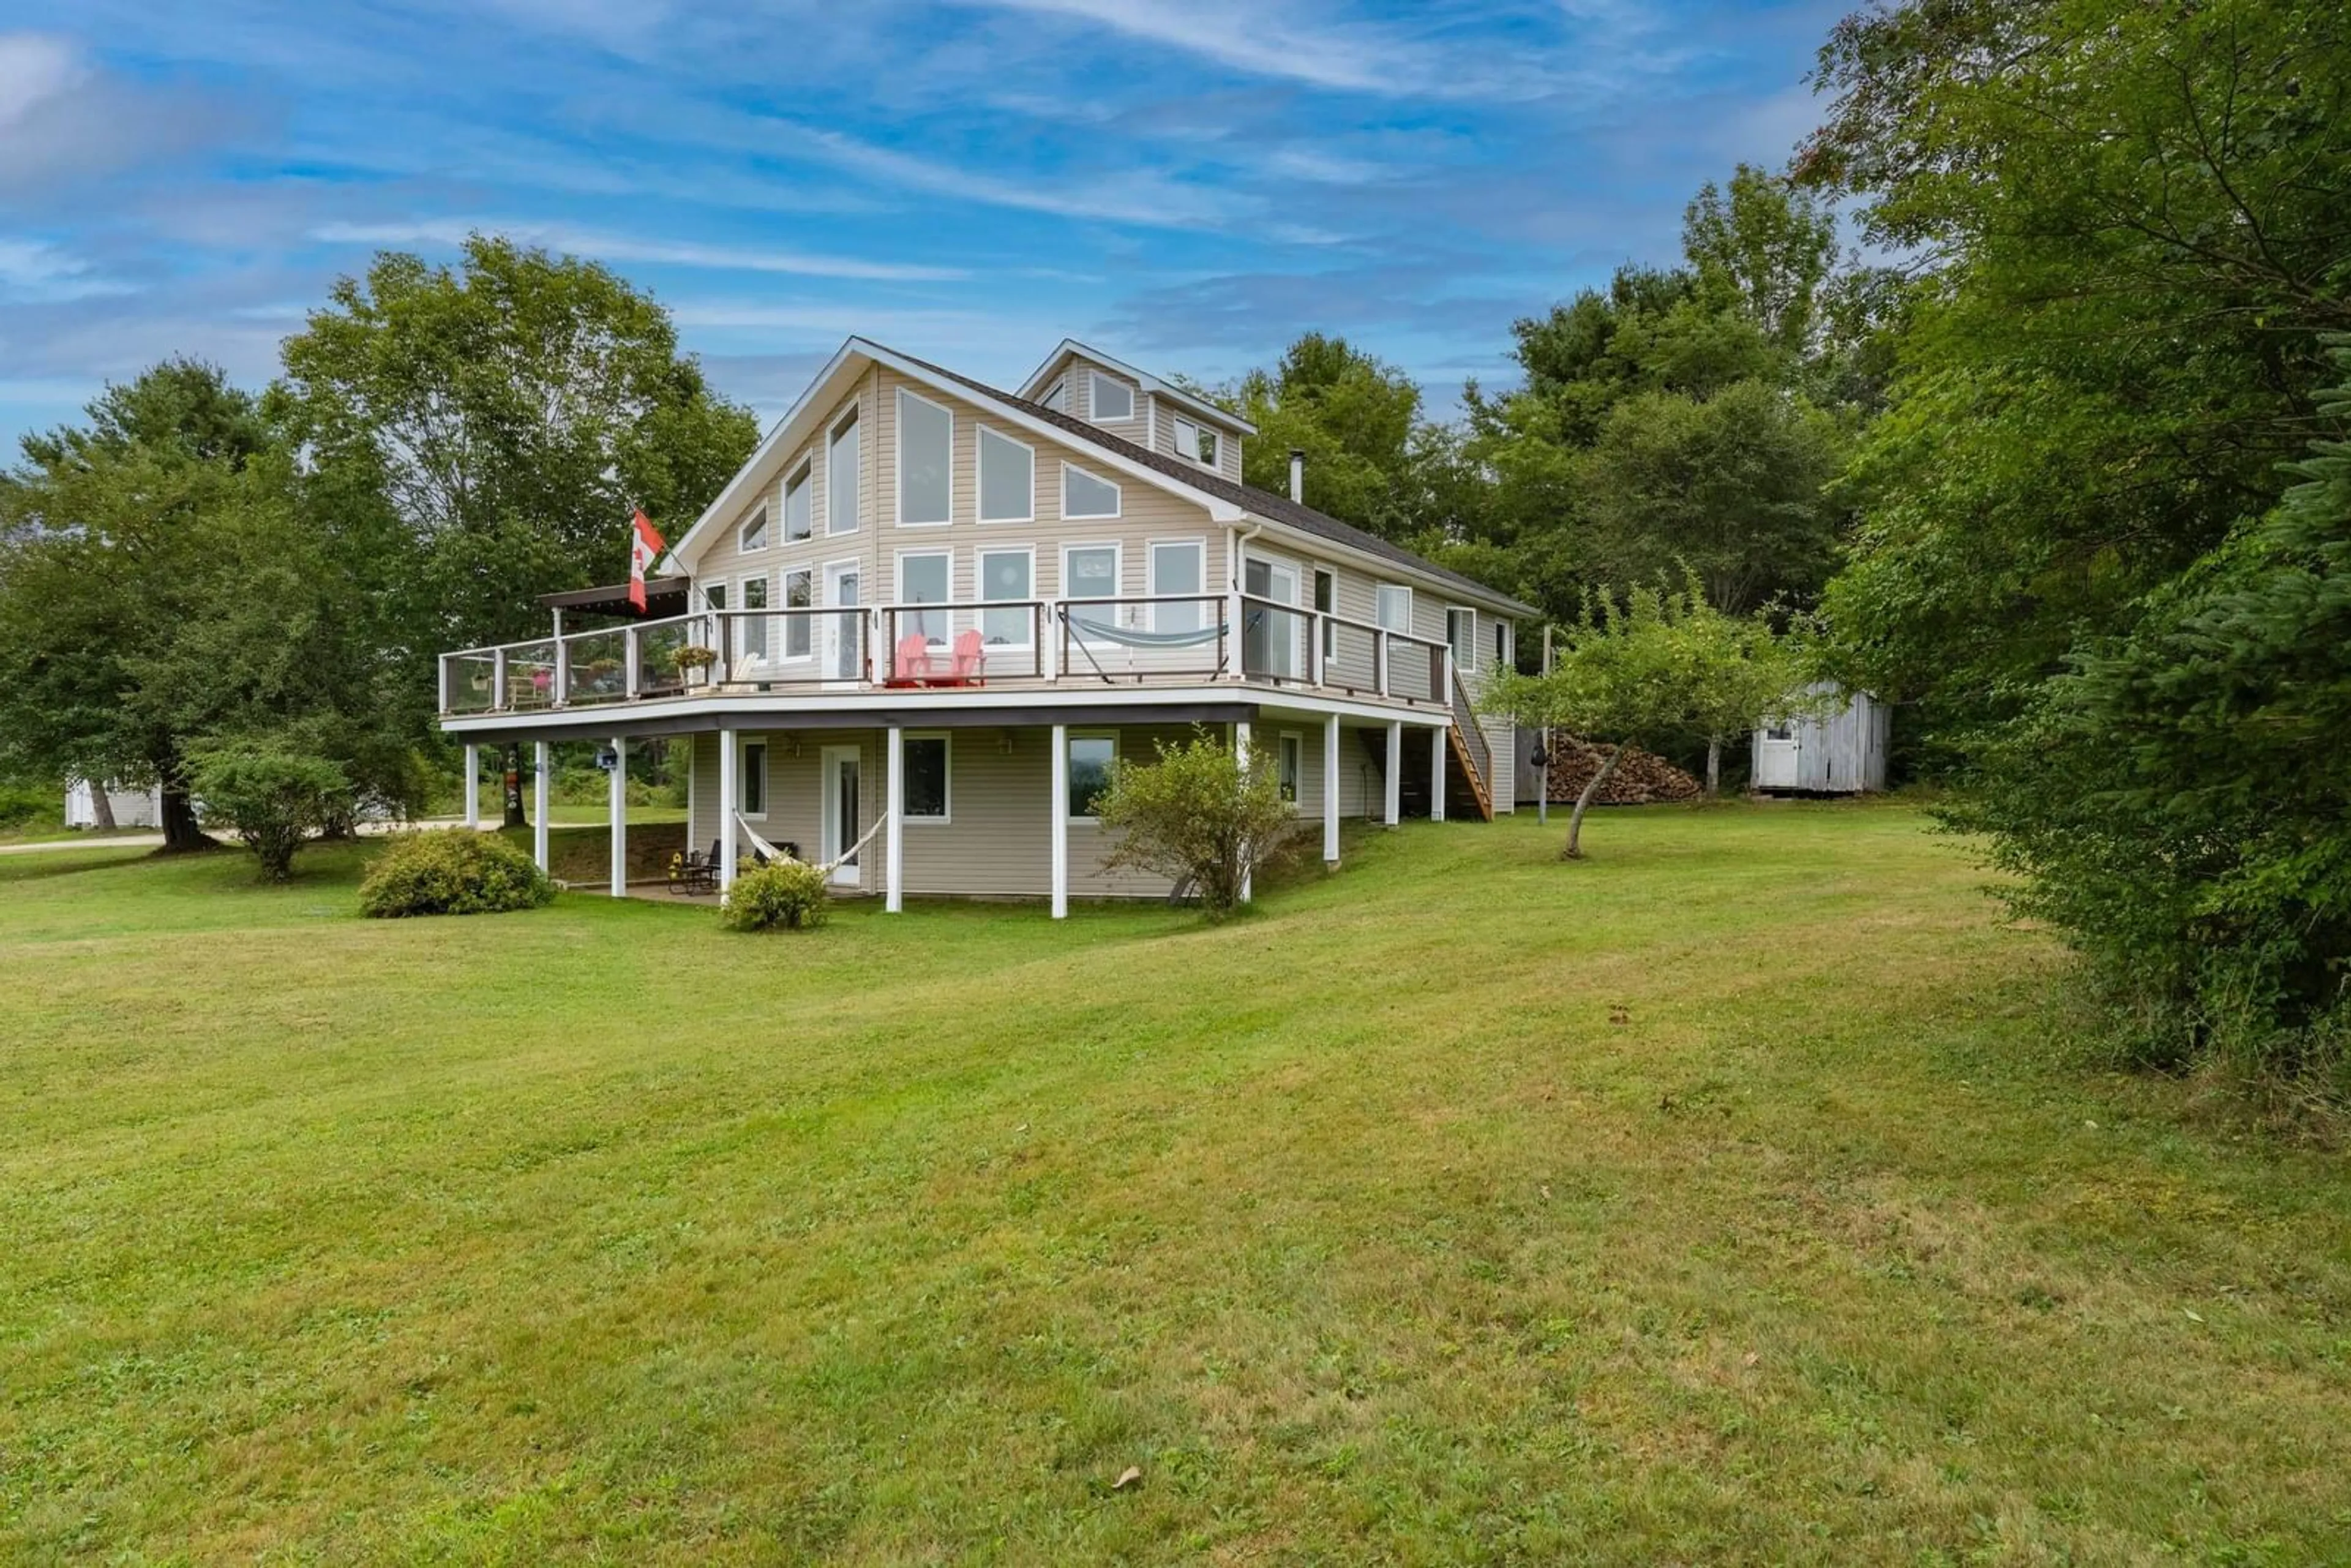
[65,778,164,828]
[1751,685,1890,795]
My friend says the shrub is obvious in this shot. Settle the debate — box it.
[1093,730,1303,917]
[188,743,350,882]
[720,858,829,931]
[360,830,555,917]
[0,779,57,831]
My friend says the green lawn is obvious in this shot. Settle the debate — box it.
[3,807,2346,1563]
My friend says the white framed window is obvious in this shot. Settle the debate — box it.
[896,388,952,526]
[979,546,1034,649]
[1376,583,1413,634]
[1041,379,1067,413]
[741,737,769,819]
[904,732,950,823]
[827,409,860,535]
[1088,371,1133,422]
[1066,731,1117,820]
[703,582,727,611]
[1062,542,1121,645]
[1149,538,1205,632]
[1062,462,1121,520]
[1314,568,1337,659]
[978,426,1034,523]
[783,569,813,659]
[1447,606,1475,669]
[740,573,770,660]
[783,460,812,542]
[1278,732,1302,805]
[1172,416,1218,468]
[896,549,951,648]
[740,506,769,552]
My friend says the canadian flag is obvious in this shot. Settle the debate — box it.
[627,508,666,611]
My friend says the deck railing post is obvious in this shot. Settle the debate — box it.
[1376,630,1390,698]
[553,636,571,709]
[624,626,641,700]
[1043,601,1059,681]
[492,647,507,713]
[438,654,451,715]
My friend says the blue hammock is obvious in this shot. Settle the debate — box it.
[1068,617,1223,648]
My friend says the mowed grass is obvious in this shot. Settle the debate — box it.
[2,808,2347,1564]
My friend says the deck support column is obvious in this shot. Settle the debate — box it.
[718,729,738,894]
[1323,714,1341,866]
[1384,721,1403,826]
[608,736,627,898]
[885,725,904,913]
[1430,724,1447,822]
[532,741,550,872]
[1234,718,1253,904]
[462,743,480,828]
[1049,722,1069,920]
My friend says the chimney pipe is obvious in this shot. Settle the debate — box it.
[1288,448,1305,503]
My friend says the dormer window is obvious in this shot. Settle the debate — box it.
[1173,416,1218,468]
[1089,371,1133,422]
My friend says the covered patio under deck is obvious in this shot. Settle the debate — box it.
[452,694,1457,917]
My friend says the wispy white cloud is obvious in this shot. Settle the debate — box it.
[307,219,967,282]
[0,239,137,302]
[789,126,1247,228]
[0,32,84,126]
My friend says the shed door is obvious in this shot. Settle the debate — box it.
[1755,722,1800,789]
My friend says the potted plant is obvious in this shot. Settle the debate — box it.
[673,645,718,688]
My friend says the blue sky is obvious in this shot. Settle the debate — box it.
[0,0,1841,455]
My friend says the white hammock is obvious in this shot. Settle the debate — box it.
[732,809,888,878]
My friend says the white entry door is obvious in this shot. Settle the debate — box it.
[1755,721,1801,789]
[823,563,863,685]
[820,745,863,888]
[1242,557,1300,679]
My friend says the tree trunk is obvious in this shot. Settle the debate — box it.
[1562,744,1624,860]
[1706,737,1722,797]
[87,781,117,831]
[157,759,211,853]
[502,741,527,830]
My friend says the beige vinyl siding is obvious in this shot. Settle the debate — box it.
[691,371,879,612]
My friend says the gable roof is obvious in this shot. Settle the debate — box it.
[905,350,1534,616]
[1018,339,1258,438]
[672,336,1533,618]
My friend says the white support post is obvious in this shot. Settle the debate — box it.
[463,743,480,828]
[1234,719,1253,904]
[532,741,550,872]
[1430,724,1448,822]
[608,736,627,898]
[1384,721,1402,827]
[1049,722,1069,920]
[885,725,904,914]
[1323,714,1341,865]
[718,729,738,893]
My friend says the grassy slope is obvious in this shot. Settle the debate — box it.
[1,808,2345,1564]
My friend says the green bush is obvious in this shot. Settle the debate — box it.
[720,858,829,931]
[1093,730,1303,916]
[0,779,58,831]
[188,743,350,882]
[359,830,555,917]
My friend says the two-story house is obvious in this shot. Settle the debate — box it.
[437,337,1534,915]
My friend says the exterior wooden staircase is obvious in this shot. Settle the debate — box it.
[1447,669,1495,822]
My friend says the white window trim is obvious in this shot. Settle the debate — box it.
[1314,567,1338,659]
[894,547,954,647]
[975,424,1036,525]
[902,730,951,825]
[894,386,954,528]
[739,505,770,553]
[1087,369,1135,424]
[740,736,770,821]
[738,571,772,663]
[782,458,814,542]
[826,408,860,536]
[1146,536,1209,633]
[1061,460,1122,520]
[1172,415,1217,469]
[1376,582,1414,635]
[1447,605,1476,667]
[1041,378,1067,413]
[1065,729,1119,822]
[1060,541,1123,645]
[1278,730,1303,808]
[779,567,816,663]
[977,544,1037,651]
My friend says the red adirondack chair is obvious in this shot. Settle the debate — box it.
[890,632,932,685]
[947,628,985,685]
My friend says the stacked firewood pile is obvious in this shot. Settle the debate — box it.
[1535,735,1703,805]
